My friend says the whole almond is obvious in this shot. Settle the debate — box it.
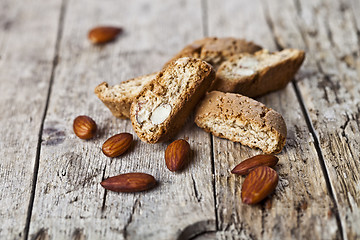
[101,173,156,192]
[241,166,279,204]
[165,139,190,172]
[231,155,278,175]
[88,26,122,44]
[73,115,97,139]
[102,133,133,157]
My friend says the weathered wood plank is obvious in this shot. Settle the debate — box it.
[0,0,61,239]
[28,0,216,239]
[1,0,357,239]
[206,0,340,239]
[264,0,360,238]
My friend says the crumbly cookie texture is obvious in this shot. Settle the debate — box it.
[95,73,157,119]
[131,57,216,143]
[195,91,287,154]
[165,37,262,70]
[212,49,305,97]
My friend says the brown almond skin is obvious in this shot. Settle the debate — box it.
[102,133,133,157]
[73,115,97,139]
[241,166,279,205]
[231,154,278,175]
[101,173,156,192]
[165,139,191,172]
[88,26,122,44]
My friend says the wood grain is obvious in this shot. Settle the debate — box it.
[0,0,61,239]
[207,0,340,239]
[263,0,360,238]
[27,0,215,239]
[0,0,359,239]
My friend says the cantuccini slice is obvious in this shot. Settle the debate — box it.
[165,37,262,70]
[195,91,287,154]
[131,57,215,143]
[95,73,156,119]
[212,49,305,97]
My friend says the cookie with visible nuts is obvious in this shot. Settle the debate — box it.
[165,37,262,70]
[130,57,215,143]
[95,73,157,119]
[95,38,261,119]
[195,91,287,154]
[212,49,305,97]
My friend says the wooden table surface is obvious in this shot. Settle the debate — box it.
[1,0,359,239]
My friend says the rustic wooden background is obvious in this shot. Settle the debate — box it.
[1,0,359,239]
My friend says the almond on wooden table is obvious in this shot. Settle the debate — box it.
[241,166,279,205]
[102,133,133,158]
[231,154,278,175]
[88,26,122,44]
[73,115,97,139]
[101,173,157,192]
[165,139,191,172]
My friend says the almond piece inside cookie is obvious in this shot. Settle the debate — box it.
[212,49,305,97]
[130,57,216,143]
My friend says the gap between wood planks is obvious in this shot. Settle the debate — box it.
[24,0,68,239]
[261,0,345,239]
[21,0,348,238]
[201,0,220,233]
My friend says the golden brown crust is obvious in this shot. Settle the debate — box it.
[200,37,263,67]
[212,49,305,97]
[130,57,216,143]
[164,37,262,70]
[195,91,287,154]
[95,82,130,119]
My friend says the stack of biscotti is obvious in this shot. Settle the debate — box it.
[95,37,264,119]
[95,38,304,120]
[95,37,305,153]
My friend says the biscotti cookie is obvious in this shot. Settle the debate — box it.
[165,37,262,70]
[195,91,287,154]
[95,73,156,119]
[131,57,215,143]
[212,49,305,97]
